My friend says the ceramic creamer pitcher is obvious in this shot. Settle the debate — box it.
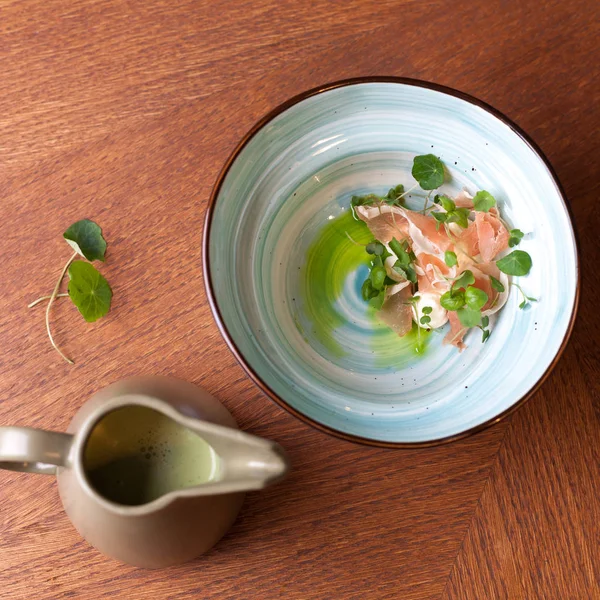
[0,376,289,568]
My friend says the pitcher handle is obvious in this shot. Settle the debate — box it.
[0,427,73,475]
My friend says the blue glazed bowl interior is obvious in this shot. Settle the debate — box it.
[205,81,578,445]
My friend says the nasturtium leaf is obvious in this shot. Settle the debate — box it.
[496,250,532,276]
[63,219,107,262]
[481,315,490,328]
[464,286,488,310]
[68,261,113,322]
[508,228,525,248]
[411,154,445,190]
[490,276,505,293]
[444,251,458,267]
[452,270,475,291]
[440,290,465,311]
[473,191,496,212]
[420,315,431,325]
[482,329,491,343]
[457,306,482,328]
[422,306,433,315]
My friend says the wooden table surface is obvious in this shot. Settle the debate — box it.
[1,1,599,598]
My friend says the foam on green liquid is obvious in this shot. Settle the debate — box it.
[300,210,430,364]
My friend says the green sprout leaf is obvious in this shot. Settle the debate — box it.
[481,315,490,328]
[385,184,405,204]
[366,241,386,256]
[389,238,407,261]
[411,154,445,190]
[457,306,482,328]
[482,329,491,343]
[508,228,525,248]
[370,266,387,290]
[446,207,470,229]
[420,315,431,325]
[369,289,386,310]
[490,276,505,293]
[440,290,466,311]
[444,251,458,267]
[422,306,433,315]
[361,279,374,301]
[63,219,107,262]
[392,263,407,280]
[438,195,456,212]
[512,283,537,309]
[496,250,532,276]
[432,211,447,230]
[452,270,475,291]
[464,286,488,310]
[473,191,496,212]
[68,261,113,323]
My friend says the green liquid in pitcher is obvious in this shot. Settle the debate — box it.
[83,406,219,506]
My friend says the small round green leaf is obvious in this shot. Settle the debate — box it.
[411,154,445,190]
[447,207,470,229]
[457,306,482,328]
[366,241,385,256]
[68,261,112,322]
[452,270,475,291]
[473,190,496,212]
[508,228,525,248]
[63,219,107,262]
[422,306,433,315]
[370,266,387,290]
[440,290,466,311]
[464,286,489,310]
[490,276,505,293]
[444,251,458,268]
[438,195,456,212]
[496,250,532,276]
[369,289,386,310]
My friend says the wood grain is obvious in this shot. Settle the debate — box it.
[1,0,599,598]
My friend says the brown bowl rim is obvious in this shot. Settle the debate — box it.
[202,76,581,448]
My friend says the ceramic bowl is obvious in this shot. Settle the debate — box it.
[203,78,579,446]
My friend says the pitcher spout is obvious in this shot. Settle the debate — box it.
[196,424,290,492]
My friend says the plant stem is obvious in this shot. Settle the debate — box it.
[422,191,433,213]
[398,183,419,200]
[344,231,366,247]
[28,293,68,308]
[46,252,78,364]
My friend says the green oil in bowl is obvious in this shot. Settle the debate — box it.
[300,210,431,364]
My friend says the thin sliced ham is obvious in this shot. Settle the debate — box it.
[399,208,453,256]
[475,212,509,262]
[379,283,413,337]
[444,311,467,351]
[417,253,452,294]
[355,205,409,244]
